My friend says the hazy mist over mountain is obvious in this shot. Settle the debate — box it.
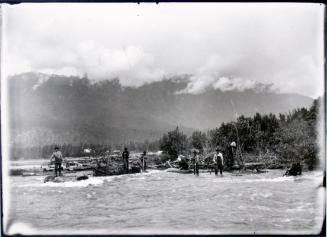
[8,72,313,147]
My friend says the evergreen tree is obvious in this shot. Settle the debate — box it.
[159,127,188,159]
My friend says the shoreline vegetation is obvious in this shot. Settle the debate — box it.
[9,98,322,177]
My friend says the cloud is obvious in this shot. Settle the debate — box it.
[3,3,324,97]
[7,42,165,87]
[177,55,273,94]
[213,77,257,92]
[68,43,165,87]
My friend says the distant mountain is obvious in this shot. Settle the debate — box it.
[8,72,313,147]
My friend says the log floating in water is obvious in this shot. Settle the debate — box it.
[231,162,266,171]
[43,174,90,183]
[76,175,89,181]
[165,168,193,174]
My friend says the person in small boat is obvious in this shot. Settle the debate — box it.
[122,147,130,174]
[213,148,224,176]
[50,146,63,177]
[192,150,200,176]
[140,151,147,172]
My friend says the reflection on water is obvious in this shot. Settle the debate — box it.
[5,168,325,235]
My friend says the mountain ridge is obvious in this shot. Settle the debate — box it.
[8,72,313,147]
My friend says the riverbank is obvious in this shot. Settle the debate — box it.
[8,157,288,178]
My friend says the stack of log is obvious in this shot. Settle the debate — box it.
[93,155,141,176]
[93,156,124,176]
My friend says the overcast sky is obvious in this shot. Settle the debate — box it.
[2,3,324,98]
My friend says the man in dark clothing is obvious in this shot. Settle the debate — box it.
[50,146,63,177]
[213,148,224,176]
[122,147,129,174]
[193,150,200,176]
[140,151,147,172]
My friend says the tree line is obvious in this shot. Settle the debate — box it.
[158,98,321,170]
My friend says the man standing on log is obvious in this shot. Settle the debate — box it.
[213,148,224,176]
[122,147,129,174]
[50,146,63,177]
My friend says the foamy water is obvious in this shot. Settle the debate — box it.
[4,169,325,235]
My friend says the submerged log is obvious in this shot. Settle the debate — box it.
[231,162,265,172]
[44,174,90,183]
[22,172,38,177]
[165,168,193,174]
[44,176,65,183]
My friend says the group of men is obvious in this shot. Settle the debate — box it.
[50,142,235,177]
[177,141,237,176]
[49,146,147,176]
[122,147,147,174]
[192,148,224,176]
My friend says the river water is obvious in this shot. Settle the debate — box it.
[4,166,325,235]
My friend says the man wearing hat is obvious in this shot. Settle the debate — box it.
[213,148,224,176]
[50,146,63,177]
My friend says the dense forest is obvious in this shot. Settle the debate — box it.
[11,98,322,170]
[158,98,321,170]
